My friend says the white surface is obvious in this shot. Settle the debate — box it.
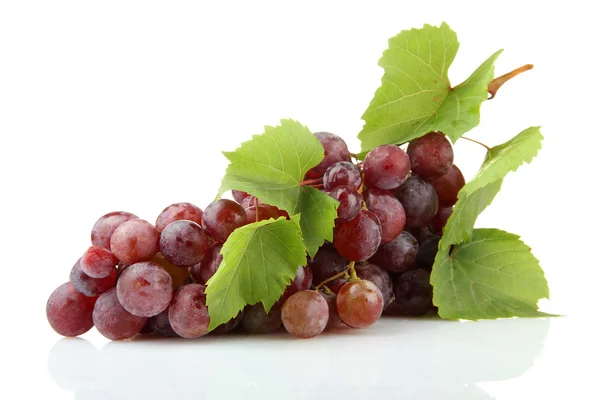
[0,1,598,399]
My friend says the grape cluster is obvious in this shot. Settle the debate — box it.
[46,130,464,340]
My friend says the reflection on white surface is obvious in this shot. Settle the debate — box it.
[47,317,550,399]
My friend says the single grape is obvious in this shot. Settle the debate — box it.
[308,243,347,284]
[394,268,434,316]
[91,211,138,250]
[279,265,313,303]
[363,188,406,244]
[276,208,290,219]
[282,290,329,338]
[244,204,280,223]
[242,303,282,334]
[394,176,439,228]
[146,309,179,337]
[305,132,351,179]
[328,186,362,222]
[110,219,160,265]
[407,131,454,179]
[155,202,204,232]
[355,263,395,309]
[190,243,222,285]
[46,282,96,337]
[159,220,209,267]
[212,311,244,334]
[370,231,418,273]
[427,164,465,207]
[333,209,382,262]
[240,195,262,209]
[416,230,441,271]
[202,199,248,243]
[93,288,147,340]
[323,161,362,191]
[363,144,411,190]
[232,190,250,204]
[319,290,342,330]
[168,284,210,338]
[80,246,118,278]
[336,280,383,328]
[116,261,173,317]
[151,253,189,289]
[70,258,117,297]
[431,206,453,235]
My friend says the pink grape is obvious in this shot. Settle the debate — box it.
[320,290,342,330]
[46,282,96,337]
[93,288,147,340]
[323,161,362,191]
[336,280,383,328]
[305,132,351,179]
[328,186,362,222]
[202,199,248,243]
[363,187,406,244]
[279,265,313,303]
[282,290,329,338]
[70,258,117,297]
[110,219,160,265]
[159,220,209,267]
[116,261,173,317]
[232,190,250,204]
[190,243,222,285]
[168,284,211,338]
[363,144,411,190]
[91,211,138,250]
[155,202,204,232]
[80,246,118,278]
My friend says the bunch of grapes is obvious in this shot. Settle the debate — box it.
[46,130,464,340]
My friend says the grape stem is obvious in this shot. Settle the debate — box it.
[488,64,534,99]
[347,261,358,280]
[461,136,490,150]
[315,267,349,289]
[300,177,323,186]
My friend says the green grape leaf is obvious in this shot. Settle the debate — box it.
[217,118,338,256]
[205,216,306,331]
[462,127,543,196]
[358,22,502,151]
[431,228,552,320]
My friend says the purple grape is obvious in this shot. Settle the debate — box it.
[46,282,96,337]
[159,220,209,267]
[336,280,383,328]
[212,311,244,334]
[355,263,395,309]
[116,261,173,317]
[394,176,439,228]
[394,268,434,316]
[319,290,342,330]
[415,230,441,271]
[202,199,248,243]
[323,161,363,191]
[280,265,313,303]
[363,188,406,244]
[333,209,382,262]
[308,244,347,285]
[328,186,362,222]
[93,288,147,340]
[363,144,411,190]
[431,206,453,235]
[110,219,160,265]
[232,190,250,204]
[70,258,117,297]
[370,231,418,273]
[407,132,454,179]
[168,284,210,338]
[190,243,222,285]
[282,290,329,338]
[91,211,138,250]
[155,202,204,232]
[305,132,351,179]
[146,309,179,337]
[80,246,118,278]
[242,303,282,334]
[427,164,465,207]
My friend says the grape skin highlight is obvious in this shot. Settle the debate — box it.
[282,290,329,338]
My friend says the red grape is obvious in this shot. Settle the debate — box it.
[431,206,453,235]
[80,246,118,278]
[280,265,313,303]
[407,132,454,179]
[155,202,204,232]
[242,303,282,334]
[202,199,248,243]
[355,263,395,309]
[46,282,96,337]
[323,161,362,191]
[282,290,329,338]
[333,209,382,261]
[168,284,210,338]
[232,190,250,204]
[328,186,362,222]
[336,280,383,328]
[394,268,434,316]
[91,211,138,250]
[328,278,348,294]
[244,204,280,223]
[363,188,406,244]
[363,144,411,190]
[159,220,209,267]
[415,229,441,271]
[240,195,262,209]
[427,164,465,207]
[308,244,347,284]
[146,309,179,337]
[110,219,160,265]
[70,258,117,297]
[212,311,244,334]
[151,253,189,289]
[190,243,222,285]
[320,290,342,330]
[394,176,439,228]
[370,231,418,273]
[116,261,173,317]
[93,288,147,340]
[305,132,351,179]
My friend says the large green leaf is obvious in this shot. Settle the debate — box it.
[205,216,307,331]
[358,22,502,151]
[218,119,338,256]
[431,228,552,319]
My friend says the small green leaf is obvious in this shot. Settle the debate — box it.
[439,179,503,249]
[358,22,502,151]
[462,127,543,196]
[217,119,338,256]
[431,228,551,320]
[205,216,306,331]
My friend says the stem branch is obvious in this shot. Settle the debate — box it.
[461,136,490,150]
[488,64,534,99]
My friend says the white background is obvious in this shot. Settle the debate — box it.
[1,1,598,399]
